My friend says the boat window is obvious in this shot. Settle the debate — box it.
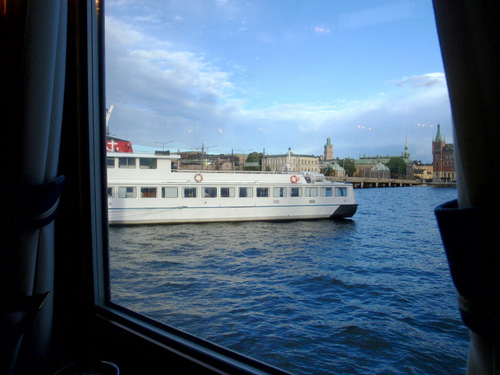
[118,157,136,168]
[183,187,197,198]
[107,187,114,198]
[273,187,287,198]
[139,158,157,169]
[256,187,270,197]
[220,187,235,198]
[202,187,217,198]
[238,187,253,198]
[290,187,302,197]
[107,157,115,168]
[141,187,157,198]
[305,187,318,197]
[335,187,348,197]
[320,187,333,197]
[118,187,137,198]
[162,187,178,198]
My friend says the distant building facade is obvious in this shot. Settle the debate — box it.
[176,151,243,170]
[432,124,455,182]
[412,162,433,181]
[266,148,320,172]
[353,133,411,177]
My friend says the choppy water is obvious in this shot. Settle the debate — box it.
[109,186,469,374]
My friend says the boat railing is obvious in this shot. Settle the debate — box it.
[172,169,305,176]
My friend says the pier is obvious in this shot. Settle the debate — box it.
[327,177,423,188]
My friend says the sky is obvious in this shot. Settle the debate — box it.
[105,0,452,163]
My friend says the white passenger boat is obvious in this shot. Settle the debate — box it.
[107,153,357,224]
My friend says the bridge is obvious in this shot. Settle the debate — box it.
[326,176,423,188]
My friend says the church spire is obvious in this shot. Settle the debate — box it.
[402,130,410,159]
[435,124,442,142]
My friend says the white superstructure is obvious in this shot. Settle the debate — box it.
[107,153,357,224]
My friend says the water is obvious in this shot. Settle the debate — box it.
[109,187,469,374]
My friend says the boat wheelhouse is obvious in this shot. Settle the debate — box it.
[107,153,357,224]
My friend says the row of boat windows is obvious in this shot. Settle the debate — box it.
[108,186,348,199]
[107,157,157,169]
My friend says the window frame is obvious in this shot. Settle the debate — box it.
[256,187,270,197]
[182,187,198,198]
[273,187,287,198]
[140,187,158,198]
[71,1,500,373]
[220,187,235,198]
[118,157,136,168]
[238,187,253,198]
[202,187,218,198]
[118,186,137,198]
[290,187,302,197]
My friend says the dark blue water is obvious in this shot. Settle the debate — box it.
[109,187,468,374]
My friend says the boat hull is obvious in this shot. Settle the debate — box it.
[108,202,358,225]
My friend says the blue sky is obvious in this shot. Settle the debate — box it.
[105,0,452,163]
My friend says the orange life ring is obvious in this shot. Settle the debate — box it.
[290,175,298,183]
[194,173,203,183]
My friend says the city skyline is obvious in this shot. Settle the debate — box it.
[105,0,452,164]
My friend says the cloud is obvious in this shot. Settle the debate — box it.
[105,15,452,163]
[106,17,234,119]
[314,26,331,34]
[394,73,446,88]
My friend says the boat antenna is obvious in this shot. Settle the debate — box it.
[106,105,114,136]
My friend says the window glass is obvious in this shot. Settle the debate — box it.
[335,187,347,197]
[105,2,458,374]
[256,187,269,197]
[107,157,115,168]
[183,187,197,198]
[290,187,301,197]
[239,187,253,198]
[141,187,157,198]
[162,187,178,198]
[220,187,235,198]
[305,187,318,197]
[107,187,114,198]
[118,158,136,168]
[118,187,136,198]
[202,187,217,198]
[273,187,287,198]
[139,158,157,169]
[320,187,333,197]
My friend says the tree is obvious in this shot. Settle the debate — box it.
[341,159,356,177]
[386,157,407,179]
[244,152,263,171]
[246,152,262,163]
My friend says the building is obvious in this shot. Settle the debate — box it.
[432,124,456,182]
[370,162,391,179]
[353,133,412,177]
[324,136,334,160]
[412,162,433,181]
[331,162,346,178]
[176,151,243,170]
[265,148,320,172]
